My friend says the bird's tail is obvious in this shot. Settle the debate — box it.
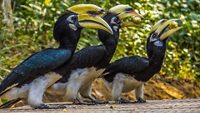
[0,98,21,109]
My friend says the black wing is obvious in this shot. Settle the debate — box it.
[0,48,71,95]
[56,45,106,82]
[67,45,106,69]
[105,55,149,75]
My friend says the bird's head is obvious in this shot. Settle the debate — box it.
[98,5,142,43]
[147,19,182,57]
[54,4,113,43]
[108,4,143,30]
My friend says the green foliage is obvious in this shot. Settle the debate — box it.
[0,0,200,81]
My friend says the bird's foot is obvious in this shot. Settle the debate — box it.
[84,99,108,104]
[116,98,132,104]
[73,98,93,105]
[35,104,66,109]
[35,104,50,109]
[51,104,66,109]
[135,98,146,103]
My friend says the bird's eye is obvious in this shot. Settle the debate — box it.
[66,15,77,23]
[110,17,116,24]
[150,33,158,42]
[125,7,133,12]
[110,17,120,24]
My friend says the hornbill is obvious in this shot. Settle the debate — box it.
[0,4,113,109]
[47,4,142,104]
[102,19,181,103]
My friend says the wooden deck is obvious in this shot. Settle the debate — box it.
[2,99,200,113]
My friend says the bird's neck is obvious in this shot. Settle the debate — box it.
[58,32,81,51]
[59,40,77,52]
[148,53,165,72]
[103,35,119,60]
[95,32,119,68]
[135,51,165,82]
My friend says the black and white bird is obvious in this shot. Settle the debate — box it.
[102,19,181,103]
[0,4,113,109]
[47,4,142,104]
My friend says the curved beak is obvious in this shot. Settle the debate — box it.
[118,10,143,19]
[119,10,143,27]
[152,19,182,40]
[78,14,113,34]
[160,27,182,40]
[67,4,104,15]
[150,19,167,32]
[155,19,179,35]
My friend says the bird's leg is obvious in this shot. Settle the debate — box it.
[64,79,82,104]
[80,82,108,104]
[28,76,50,109]
[135,84,146,103]
[111,76,124,104]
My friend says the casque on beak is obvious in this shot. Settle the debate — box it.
[78,14,113,34]
[118,10,143,20]
[151,19,182,40]
[109,4,143,27]
[67,4,104,15]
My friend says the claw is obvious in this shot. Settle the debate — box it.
[73,98,93,105]
[84,99,108,104]
[35,104,66,109]
[35,104,50,109]
[52,105,66,109]
[116,98,132,104]
[135,98,146,103]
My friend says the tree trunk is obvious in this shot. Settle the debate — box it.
[0,0,2,10]
[1,0,14,33]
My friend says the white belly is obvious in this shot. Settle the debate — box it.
[1,72,62,101]
[69,67,105,90]
[49,67,105,95]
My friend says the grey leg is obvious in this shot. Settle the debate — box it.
[135,84,146,103]
[112,77,124,103]
[28,76,50,109]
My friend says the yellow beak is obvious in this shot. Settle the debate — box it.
[155,19,179,35]
[109,5,143,28]
[119,10,143,27]
[68,4,104,15]
[78,14,113,34]
[160,27,182,40]
[121,17,142,28]
[118,10,143,20]
[150,19,167,32]
[151,19,182,40]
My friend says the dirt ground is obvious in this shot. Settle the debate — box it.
[2,99,200,113]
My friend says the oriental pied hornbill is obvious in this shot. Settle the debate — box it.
[0,4,113,109]
[47,5,142,104]
[102,19,181,103]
